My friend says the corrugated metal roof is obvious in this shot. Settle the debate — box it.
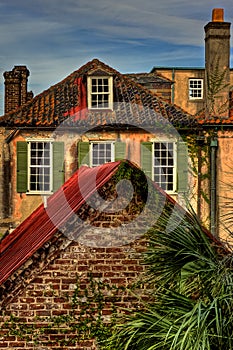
[0,160,228,287]
[0,161,121,285]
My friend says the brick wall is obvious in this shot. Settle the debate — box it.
[3,66,32,114]
[0,164,159,349]
[0,239,147,349]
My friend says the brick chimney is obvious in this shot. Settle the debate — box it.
[4,66,33,114]
[204,8,231,116]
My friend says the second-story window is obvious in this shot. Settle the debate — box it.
[90,142,114,167]
[16,140,64,194]
[78,140,126,167]
[153,142,176,192]
[29,141,52,192]
[140,140,188,194]
[87,76,113,109]
[189,78,203,100]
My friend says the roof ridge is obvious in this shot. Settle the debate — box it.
[0,161,122,286]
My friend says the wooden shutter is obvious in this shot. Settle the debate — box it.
[53,142,64,192]
[78,142,90,167]
[140,142,152,179]
[17,141,28,193]
[177,141,188,193]
[115,142,126,161]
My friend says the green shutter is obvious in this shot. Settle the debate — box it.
[53,142,64,192]
[140,142,152,179]
[177,141,188,193]
[115,142,126,161]
[78,142,90,167]
[17,141,28,193]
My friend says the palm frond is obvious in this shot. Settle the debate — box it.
[101,201,233,350]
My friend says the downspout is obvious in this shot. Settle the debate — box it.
[4,129,20,218]
[196,133,205,219]
[171,68,175,104]
[210,136,218,237]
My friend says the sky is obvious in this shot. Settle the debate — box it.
[0,0,232,115]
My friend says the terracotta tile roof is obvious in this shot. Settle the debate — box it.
[198,116,233,125]
[196,98,233,125]
[125,72,173,85]
[0,59,197,129]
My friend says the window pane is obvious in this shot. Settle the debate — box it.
[90,77,111,109]
[91,143,113,167]
[29,142,51,192]
[189,79,203,99]
[153,142,175,191]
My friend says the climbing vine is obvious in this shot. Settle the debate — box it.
[2,273,144,348]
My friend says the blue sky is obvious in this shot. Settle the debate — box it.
[0,0,232,114]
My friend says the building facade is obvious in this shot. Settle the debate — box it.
[0,8,233,242]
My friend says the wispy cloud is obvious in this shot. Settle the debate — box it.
[0,0,232,114]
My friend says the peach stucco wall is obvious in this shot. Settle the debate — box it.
[10,129,178,226]
[217,130,233,245]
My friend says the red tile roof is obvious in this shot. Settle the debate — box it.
[0,59,197,129]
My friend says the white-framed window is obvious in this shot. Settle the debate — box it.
[153,141,176,192]
[87,76,113,109]
[28,140,53,193]
[141,140,188,194]
[189,78,203,99]
[17,140,64,194]
[90,142,115,167]
[78,140,126,168]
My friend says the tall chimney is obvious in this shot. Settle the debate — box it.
[204,8,231,116]
[4,66,30,114]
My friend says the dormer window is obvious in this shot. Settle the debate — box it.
[87,76,113,109]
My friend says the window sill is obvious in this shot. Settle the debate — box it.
[26,191,53,195]
[188,99,204,103]
[88,108,114,112]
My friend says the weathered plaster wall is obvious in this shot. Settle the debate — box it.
[155,69,205,115]
[217,130,233,244]
[6,129,182,228]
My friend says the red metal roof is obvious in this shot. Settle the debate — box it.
[0,160,228,287]
[0,161,121,285]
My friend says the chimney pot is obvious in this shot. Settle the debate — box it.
[212,8,224,22]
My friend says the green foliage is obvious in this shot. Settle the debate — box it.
[3,273,133,348]
[206,58,231,116]
[103,203,233,350]
[112,160,149,203]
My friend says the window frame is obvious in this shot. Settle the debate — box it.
[90,141,115,167]
[87,76,113,110]
[152,141,177,193]
[26,139,54,194]
[189,78,204,100]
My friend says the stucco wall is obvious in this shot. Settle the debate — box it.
[155,69,205,115]
[217,130,233,244]
[5,128,188,227]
